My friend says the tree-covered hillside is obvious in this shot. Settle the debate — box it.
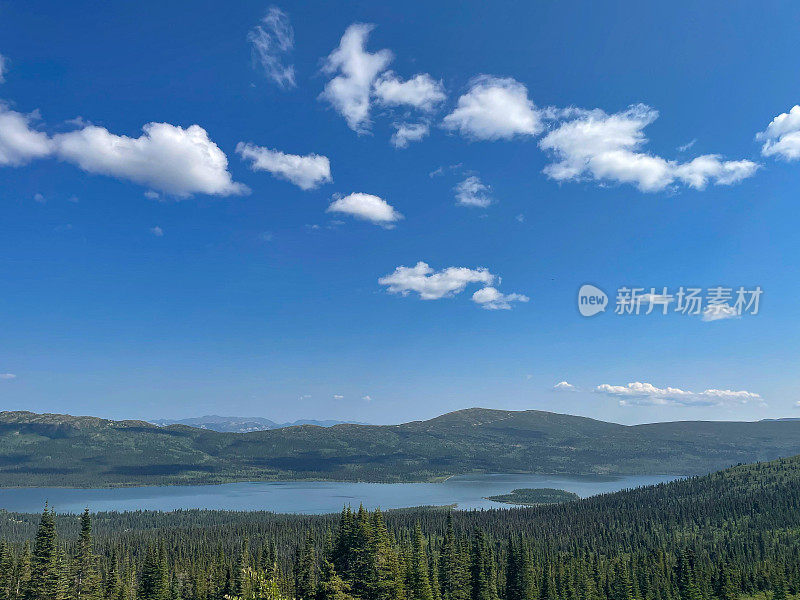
[3,408,800,486]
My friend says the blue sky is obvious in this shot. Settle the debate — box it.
[1,1,799,425]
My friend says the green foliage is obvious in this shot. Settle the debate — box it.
[485,488,579,506]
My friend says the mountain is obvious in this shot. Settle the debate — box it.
[149,416,358,433]
[2,407,800,487]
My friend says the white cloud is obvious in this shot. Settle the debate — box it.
[379,261,495,300]
[53,122,248,197]
[0,54,7,83]
[236,143,332,190]
[553,381,577,392]
[443,76,542,141]
[320,24,392,133]
[757,105,800,161]
[540,104,759,192]
[374,72,445,112]
[144,190,160,200]
[454,175,493,207]
[595,381,763,407]
[472,286,529,310]
[333,394,344,400]
[702,304,739,322]
[150,226,164,237]
[391,122,429,148]
[248,6,296,89]
[0,373,16,380]
[33,193,45,204]
[362,395,372,401]
[326,192,402,226]
[677,138,696,152]
[0,105,53,167]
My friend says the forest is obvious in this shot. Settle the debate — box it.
[1,453,800,600]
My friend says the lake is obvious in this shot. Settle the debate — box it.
[0,473,681,514]
[0,474,677,514]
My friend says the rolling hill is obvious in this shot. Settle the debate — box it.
[2,407,800,487]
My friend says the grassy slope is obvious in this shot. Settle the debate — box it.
[2,408,800,487]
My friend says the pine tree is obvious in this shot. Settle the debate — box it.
[104,552,120,600]
[716,565,737,600]
[470,529,491,600]
[236,539,253,599]
[318,557,354,600]
[71,509,101,600]
[16,543,32,600]
[611,560,635,600]
[28,505,66,600]
[366,508,402,600]
[409,523,434,600]
[296,531,318,600]
[138,546,167,600]
[773,568,787,600]
[0,542,13,600]
[539,559,557,600]
[439,514,468,600]
[676,551,702,600]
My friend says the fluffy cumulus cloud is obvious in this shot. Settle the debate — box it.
[540,104,759,192]
[0,105,53,166]
[373,72,446,112]
[379,261,495,300]
[236,143,332,190]
[454,175,493,207]
[443,76,542,141]
[757,105,800,161]
[53,122,247,197]
[471,286,529,310]
[0,373,16,380]
[320,24,392,133]
[553,381,577,392]
[390,122,430,148]
[248,7,295,89]
[702,304,739,322]
[326,192,403,226]
[595,381,763,407]
[379,261,526,309]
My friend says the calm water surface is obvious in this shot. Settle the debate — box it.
[0,474,681,514]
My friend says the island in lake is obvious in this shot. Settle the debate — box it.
[486,487,580,505]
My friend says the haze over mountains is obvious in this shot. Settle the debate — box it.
[3,407,800,488]
[150,416,362,433]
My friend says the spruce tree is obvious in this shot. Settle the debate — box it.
[71,509,101,600]
[138,546,166,600]
[410,523,434,600]
[470,529,491,600]
[318,556,354,600]
[296,531,318,600]
[0,542,13,600]
[28,505,66,600]
[439,513,465,600]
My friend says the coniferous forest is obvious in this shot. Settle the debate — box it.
[1,454,800,600]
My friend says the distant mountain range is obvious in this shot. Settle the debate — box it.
[150,416,361,433]
[3,407,800,487]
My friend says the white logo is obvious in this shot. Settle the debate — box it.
[578,284,608,317]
